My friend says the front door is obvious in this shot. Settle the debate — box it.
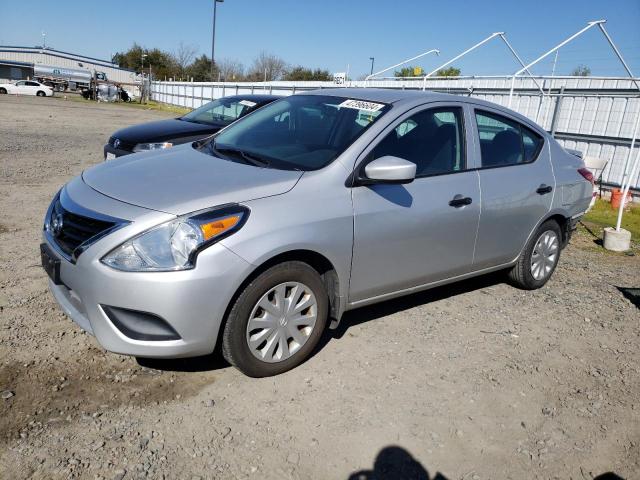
[349,104,481,304]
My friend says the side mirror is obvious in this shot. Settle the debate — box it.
[362,156,416,185]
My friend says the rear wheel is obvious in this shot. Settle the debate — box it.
[36,91,46,97]
[222,261,328,377]
[508,219,562,290]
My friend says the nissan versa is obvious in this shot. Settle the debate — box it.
[103,94,278,159]
[41,89,593,377]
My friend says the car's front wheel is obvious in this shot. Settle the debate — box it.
[0,88,7,94]
[222,261,328,377]
[36,91,46,97]
[508,219,562,290]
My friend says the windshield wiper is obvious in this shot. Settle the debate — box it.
[211,143,270,167]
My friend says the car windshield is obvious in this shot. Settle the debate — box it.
[182,97,257,125]
[200,95,390,171]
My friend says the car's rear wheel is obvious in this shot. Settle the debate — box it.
[36,91,46,97]
[222,261,328,377]
[0,88,7,94]
[508,219,562,290]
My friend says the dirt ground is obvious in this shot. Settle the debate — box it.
[1,95,639,480]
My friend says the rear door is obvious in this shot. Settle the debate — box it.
[349,103,481,303]
[26,81,41,95]
[471,107,554,269]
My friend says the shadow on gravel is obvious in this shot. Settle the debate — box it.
[136,353,230,373]
[348,445,447,480]
[616,286,640,308]
[136,271,507,373]
[328,270,507,342]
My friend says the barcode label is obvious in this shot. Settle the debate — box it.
[338,99,385,112]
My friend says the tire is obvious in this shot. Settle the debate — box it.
[508,219,562,290]
[222,261,329,377]
[0,88,6,94]
[36,91,46,97]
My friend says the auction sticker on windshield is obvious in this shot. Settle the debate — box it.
[338,99,385,112]
[239,100,257,107]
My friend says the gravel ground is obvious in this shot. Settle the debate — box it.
[1,95,639,480]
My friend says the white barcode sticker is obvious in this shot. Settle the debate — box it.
[338,99,385,112]
[239,99,257,107]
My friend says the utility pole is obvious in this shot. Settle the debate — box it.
[211,0,224,80]
[140,53,147,104]
[42,31,46,49]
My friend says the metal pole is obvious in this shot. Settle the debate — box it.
[540,50,559,126]
[615,111,640,230]
[597,23,640,91]
[369,57,375,76]
[366,49,439,83]
[508,20,606,107]
[615,143,640,231]
[550,86,565,136]
[498,34,544,94]
[423,32,502,91]
[211,0,223,80]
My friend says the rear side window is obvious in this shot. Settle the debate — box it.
[475,110,543,167]
[522,126,543,162]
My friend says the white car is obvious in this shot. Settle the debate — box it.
[0,80,54,97]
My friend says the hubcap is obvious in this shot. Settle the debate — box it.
[246,282,318,363]
[530,230,559,281]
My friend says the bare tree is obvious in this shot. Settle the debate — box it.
[248,51,287,81]
[174,42,198,78]
[570,65,591,77]
[217,58,245,81]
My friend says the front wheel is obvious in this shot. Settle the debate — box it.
[508,220,562,290]
[222,261,328,377]
[0,88,7,94]
[36,91,46,97]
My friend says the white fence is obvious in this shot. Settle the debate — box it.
[151,76,640,189]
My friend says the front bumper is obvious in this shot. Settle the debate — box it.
[103,143,131,159]
[43,182,254,358]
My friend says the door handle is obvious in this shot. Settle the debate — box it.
[449,194,472,208]
[536,184,553,195]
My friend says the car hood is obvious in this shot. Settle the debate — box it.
[82,144,303,215]
[112,118,224,144]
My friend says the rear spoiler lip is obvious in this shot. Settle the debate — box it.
[565,148,583,159]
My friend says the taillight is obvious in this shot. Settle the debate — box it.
[578,167,594,185]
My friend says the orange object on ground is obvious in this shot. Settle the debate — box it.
[611,188,632,209]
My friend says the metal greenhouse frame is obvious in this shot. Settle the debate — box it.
[506,20,640,232]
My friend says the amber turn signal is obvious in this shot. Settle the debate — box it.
[199,215,242,241]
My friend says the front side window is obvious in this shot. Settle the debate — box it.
[475,110,543,167]
[372,107,465,177]
[205,95,390,171]
[182,98,256,126]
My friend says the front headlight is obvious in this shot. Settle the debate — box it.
[132,142,173,153]
[101,206,248,272]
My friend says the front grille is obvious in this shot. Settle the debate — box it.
[49,198,116,258]
[108,136,135,151]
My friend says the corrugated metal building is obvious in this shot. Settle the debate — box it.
[0,46,139,85]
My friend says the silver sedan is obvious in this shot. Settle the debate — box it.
[41,89,593,376]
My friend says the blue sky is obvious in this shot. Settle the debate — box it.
[1,0,639,78]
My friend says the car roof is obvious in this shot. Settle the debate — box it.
[226,94,280,102]
[303,87,457,105]
[302,88,545,133]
